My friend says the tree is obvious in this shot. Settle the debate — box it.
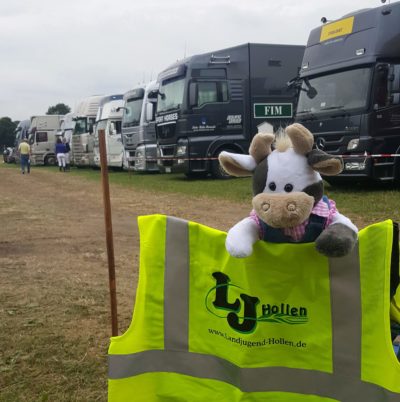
[46,103,71,115]
[0,117,17,149]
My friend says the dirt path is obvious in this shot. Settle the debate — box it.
[0,165,249,401]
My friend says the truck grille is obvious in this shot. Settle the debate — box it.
[157,123,176,139]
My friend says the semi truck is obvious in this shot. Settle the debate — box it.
[120,81,159,172]
[155,43,305,178]
[93,95,124,168]
[71,95,104,167]
[295,2,400,183]
[27,115,63,165]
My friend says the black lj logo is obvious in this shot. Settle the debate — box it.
[208,272,308,334]
[212,272,259,334]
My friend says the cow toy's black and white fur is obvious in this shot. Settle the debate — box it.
[219,123,358,258]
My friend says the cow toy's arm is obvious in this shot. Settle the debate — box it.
[226,217,260,258]
[315,212,358,258]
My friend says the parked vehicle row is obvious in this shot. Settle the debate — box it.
[8,2,400,182]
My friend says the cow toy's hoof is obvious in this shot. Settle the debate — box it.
[315,223,357,258]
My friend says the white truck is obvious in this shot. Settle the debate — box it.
[70,95,103,167]
[93,95,124,168]
[120,81,159,171]
[27,115,64,165]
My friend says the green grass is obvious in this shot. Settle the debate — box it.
[60,165,400,224]
[31,164,255,203]
[2,163,400,223]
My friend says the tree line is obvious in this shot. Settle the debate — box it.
[0,103,71,150]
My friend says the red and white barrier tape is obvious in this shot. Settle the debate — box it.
[131,153,400,161]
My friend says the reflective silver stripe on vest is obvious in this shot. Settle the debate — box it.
[164,216,189,351]
[109,350,399,401]
[109,218,399,401]
[329,245,361,379]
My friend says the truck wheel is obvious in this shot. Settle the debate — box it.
[211,149,235,179]
[45,155,56,166]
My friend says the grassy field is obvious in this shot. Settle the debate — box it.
[33,163,400,225]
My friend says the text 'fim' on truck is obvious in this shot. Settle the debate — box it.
[155,42,305,178]
[295,1,400,183]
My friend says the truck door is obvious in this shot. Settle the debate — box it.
[107,120,123,167]
[370,63,400,179]
[35,131,55,165]
[189,78,244,138]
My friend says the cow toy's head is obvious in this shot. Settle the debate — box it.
[218,123,358,259]
[219,123,343,229]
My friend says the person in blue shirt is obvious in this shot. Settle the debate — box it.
[55,137,67,172]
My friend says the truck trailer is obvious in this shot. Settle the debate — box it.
[93,95,124,169]
[120,81,159,172]
[295,2,400,183]
[71,95,104,167]
[27,115,63,165]
[155,42,305,178]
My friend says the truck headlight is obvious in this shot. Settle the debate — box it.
[347,139,359,151]
[136,146,144,159]
[176,145,187,157]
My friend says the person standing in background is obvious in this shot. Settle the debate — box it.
[17,138,31,174]
[62,137,71,171]
[55,137,67,172]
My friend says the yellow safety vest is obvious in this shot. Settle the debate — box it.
[108,215,400,401]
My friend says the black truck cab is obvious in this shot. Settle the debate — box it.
[155,43,304,178]
[296,3,400,182]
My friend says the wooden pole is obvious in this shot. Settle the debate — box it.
[98,129,118,336]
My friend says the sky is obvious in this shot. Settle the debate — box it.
[0,0,387,121]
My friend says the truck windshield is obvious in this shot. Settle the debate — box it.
[74,117,87,135]
[297,67,372,116]
[123,98,143,127]
[157,77,185,113]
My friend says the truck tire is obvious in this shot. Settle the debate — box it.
[44,154,56,166]
[211,149,236,179]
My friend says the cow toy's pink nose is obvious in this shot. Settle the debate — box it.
[287,202,296,211]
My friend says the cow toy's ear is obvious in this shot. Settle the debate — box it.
[308,149,344,176]
[285,123,314,155]
[218,152,257,177]
[249,133,274,163]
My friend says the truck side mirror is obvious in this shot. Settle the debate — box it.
[89,124,94,134]
[391,93,400,105]
[145,102,154,122]
[189,82,198,108]
[388,65,400,105]
[389,65,400,92]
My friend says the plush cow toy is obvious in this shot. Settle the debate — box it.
[219,123,358,258]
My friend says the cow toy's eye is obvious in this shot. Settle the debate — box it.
[284,183,294,192]
[268,182,277,191]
